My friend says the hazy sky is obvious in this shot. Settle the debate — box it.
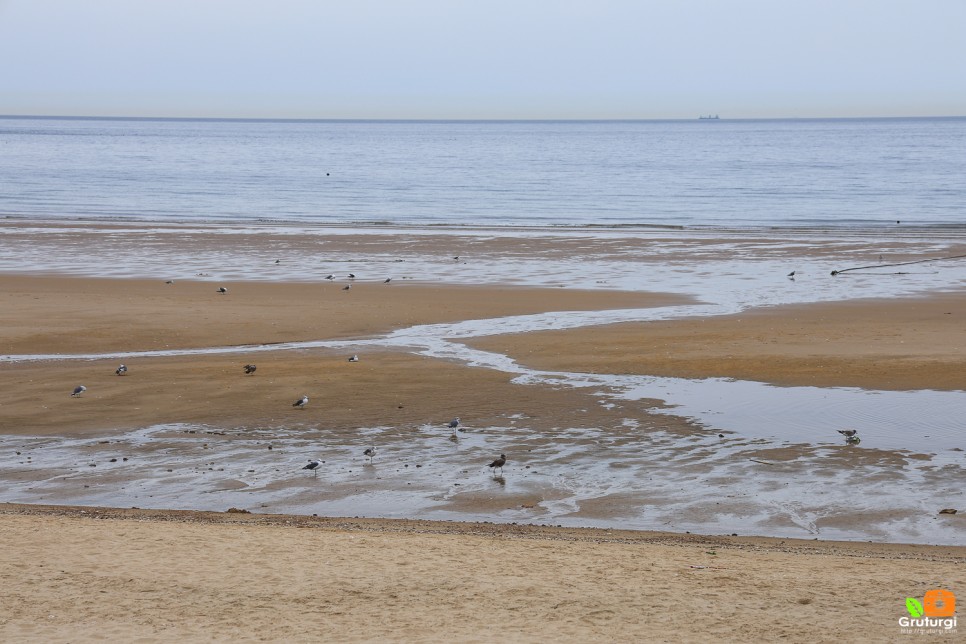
[1,0,963,119]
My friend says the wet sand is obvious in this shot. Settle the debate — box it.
[469,293,966,391]
[1,504,963,643]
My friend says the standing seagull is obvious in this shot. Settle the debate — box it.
[293,395,309,409]
[447,417,461,431]
[383,277,392,283]
[71,385,87,397]
[244,364,257,375]
[302,459,322,474]
[364,446,377,463]
[488,453,507,476]
[342,285,351,291]
[325,274,335,280]
[217,287,228,294]
[115,364,128,376]
[348,354,359,362]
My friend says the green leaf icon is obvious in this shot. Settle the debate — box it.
[906,598,924,618]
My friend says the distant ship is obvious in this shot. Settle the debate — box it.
[699,114,720,120]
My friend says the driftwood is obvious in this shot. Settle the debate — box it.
[830,253,966,276]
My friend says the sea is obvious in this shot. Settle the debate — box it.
[1,115,964,228]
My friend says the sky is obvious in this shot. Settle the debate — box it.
[0,0,964,120]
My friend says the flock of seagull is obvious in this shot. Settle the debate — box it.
[70,361,510,478]
[66,265,862,490]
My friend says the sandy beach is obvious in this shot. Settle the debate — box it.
[2,224,965,641]
[1,504,963,643]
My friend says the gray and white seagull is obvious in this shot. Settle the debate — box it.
[302,458,322,474]
[293,395,309,409]
[71,385,87,397]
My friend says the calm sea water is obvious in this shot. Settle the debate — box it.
[1,116,964,228]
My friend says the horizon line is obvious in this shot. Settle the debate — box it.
[2,113,964,124]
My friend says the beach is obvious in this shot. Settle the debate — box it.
[2,222,965,641]
[1,503,963,643]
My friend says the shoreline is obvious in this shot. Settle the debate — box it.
[7,213,966,234]
[4,502,964,556]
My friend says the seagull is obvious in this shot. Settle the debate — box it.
[838,429,858,438]
[348,355,359,362]
[244,364,257,375]
[293,395,309,409]
[165,280,174,284]
[275,259,281,264]
[342,285,351,291]
[383,278,392,283]
[447,417,461,431]
[325,274,335,280]
[115,364,127,376]
[787,271,796,278]
[302,459,322,474]
[488,453,507,475]
[217,287,228,294]
[71,385,87,397]
[364,446,377,463]
[348,273,356,279]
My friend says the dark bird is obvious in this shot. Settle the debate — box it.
[71,385,87,397]
[364,446,377,463]
[325,274,335,280]
[115,364,128,376]
[838,429,858,438]
[448,417,461,430]
[787,271,796,278]
[244,364,257,375]
[348,355,359,362]
[348,273,356,279]
[293,395,309,409]
[275,259,281,264]
[342,285,351,291]
[165,280,174,284]
[488,453,507,475]
[302,458,322,474]
[217,287,228,294]
[384,278,392,283]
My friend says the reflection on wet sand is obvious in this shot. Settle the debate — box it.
[2,415,963,544]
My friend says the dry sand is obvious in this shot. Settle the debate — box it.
[1,504,963,643]
[2,273,965,642]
